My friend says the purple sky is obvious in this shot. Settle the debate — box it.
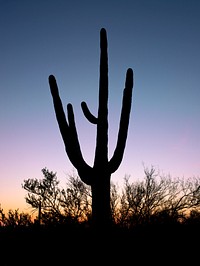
[1,0,200,214]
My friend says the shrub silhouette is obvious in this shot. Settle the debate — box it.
[22,168,92,225]
[48,28,133,229]
[21,166,200,229]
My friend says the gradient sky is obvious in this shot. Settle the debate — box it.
[1,0,200,214]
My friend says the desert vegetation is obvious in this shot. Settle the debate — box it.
[0,166,199,264]
[1,166,200,229]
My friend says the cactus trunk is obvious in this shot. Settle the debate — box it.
[91,173,111,229]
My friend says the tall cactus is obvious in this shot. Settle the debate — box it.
[48,28,133,229]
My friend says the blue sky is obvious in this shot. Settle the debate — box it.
[0,0,200,213]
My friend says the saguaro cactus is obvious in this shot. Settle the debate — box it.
[48,28,133,229]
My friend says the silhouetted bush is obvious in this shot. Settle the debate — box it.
[19,166,200,229]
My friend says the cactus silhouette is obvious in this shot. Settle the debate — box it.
[48,28,133,229]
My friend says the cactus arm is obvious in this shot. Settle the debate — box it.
[49,75,70,144]
[109,68,133,173]
[81,101,98,124]
[66,103,93,184]
[66,103,87,166]
[49,75,93,185]
[94,28,109,168]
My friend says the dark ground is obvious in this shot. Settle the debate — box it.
[0,223,199,265]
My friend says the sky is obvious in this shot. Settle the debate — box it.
[1,0,200,214]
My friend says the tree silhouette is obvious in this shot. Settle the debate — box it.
[48,28,133,229]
